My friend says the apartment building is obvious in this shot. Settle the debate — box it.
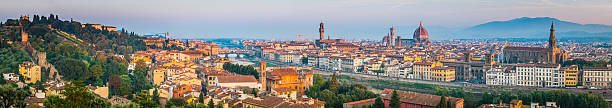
[485,67,517,86]
[516,64,564,88]
[583,66,612,89]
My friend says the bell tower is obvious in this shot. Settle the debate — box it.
[548,22,556,49]
[259,61,267,91]
[319,22,325,40]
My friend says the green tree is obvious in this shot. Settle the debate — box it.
[153,88,160,104]
[119,82,132,95]
[390,90,400,108]
[89,64,103,79]
[329,73,339,92]
[435,96,447,108]
[114,102,141,108]
[55,58,90,81]
[216,102,223,108]
[43,80,110,108]
[0,84,29,108]
[43,95,67,108]
[133,90,160,107]
[199,92,205,103]
[373,97,385,108]
[208,98,215,108]
[167,98,187,107]
[319,89,336,107]
[133,60,151,92]
[108,74,123,95]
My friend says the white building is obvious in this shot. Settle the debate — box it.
[399,66,412,78]
[341,57,364,73]
[2,73,19,82]
[485,67,516,86]
[516,64,564,88]
[582,66,612,89]
[291,54,303,65]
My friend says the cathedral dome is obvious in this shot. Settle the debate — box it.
[413,21,429,43]
[414,22,428,37]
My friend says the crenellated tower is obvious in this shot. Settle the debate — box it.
[319,22,325,40]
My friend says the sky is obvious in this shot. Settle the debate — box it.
[1,0,611,39]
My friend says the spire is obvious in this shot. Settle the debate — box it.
[550,21,555,31]
[548,21,556,49]
[419,21,423,27]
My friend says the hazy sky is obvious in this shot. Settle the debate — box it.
[1,0,611,39]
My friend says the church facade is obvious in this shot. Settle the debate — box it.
[502,22,567,64]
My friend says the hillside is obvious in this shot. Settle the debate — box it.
[0,14,149,87]
[456,17,612,40]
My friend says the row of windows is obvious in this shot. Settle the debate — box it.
[584,78,612,82]
[518,82,564,86]
[517,72,562,77]
[584,72,611,76]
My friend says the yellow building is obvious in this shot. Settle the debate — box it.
[265,68,313,95]
[403,56,422,61]
[277,53,294,63]
[564,65,579,87]
[177,78,202,86]
[90,86,109,99]
[271,87,298,100]
[151,68,166,86]
[142,37,165,47]
[132,53,153,64]
[413,61,455,82]
[149,88,170,100]
[431,67,455,82]
[167,51,190,61]
[19,62,41,84]
[509,100,523,108]
[81,24,102,30]
[163,61,187,67]
[211,57,231,69]
[45,82,65,97]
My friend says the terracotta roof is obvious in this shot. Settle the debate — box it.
[270,68,299,76]
[272,87,296,93]
[583,67,612,70]
[380,89,463,107]
[242,96,286,108]
[217,75,257,83]
[276,102,311,108]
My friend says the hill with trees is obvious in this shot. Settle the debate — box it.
[0,14,155,107]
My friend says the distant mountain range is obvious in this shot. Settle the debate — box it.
[453,17,612,41]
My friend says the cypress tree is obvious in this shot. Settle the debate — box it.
[153,88,160,104]
[436,96,447,108]
[199,93,204,103]
[373,97,385,108]
[330,73,338,92]
[208,98,214,108]
[390,90,400,108]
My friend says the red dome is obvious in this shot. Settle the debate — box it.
[413,22,429,43]
[413,22,428,37]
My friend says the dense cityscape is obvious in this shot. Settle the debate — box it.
[1,1,612,108]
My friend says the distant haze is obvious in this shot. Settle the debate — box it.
[1,0,611,39]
